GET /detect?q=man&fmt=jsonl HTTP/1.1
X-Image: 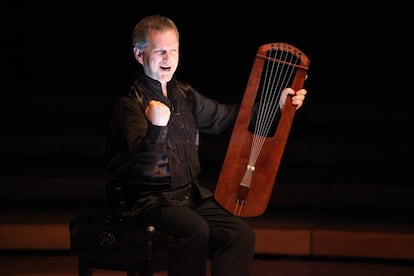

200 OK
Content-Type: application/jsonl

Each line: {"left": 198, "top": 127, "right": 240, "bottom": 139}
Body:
{"left": 105, "top": 14, "right": 307, "bottom": 276}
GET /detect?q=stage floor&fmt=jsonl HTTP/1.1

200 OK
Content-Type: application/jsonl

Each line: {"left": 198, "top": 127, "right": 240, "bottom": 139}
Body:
{"left": 1, "top": 253, "right": 414, "bottom": 276}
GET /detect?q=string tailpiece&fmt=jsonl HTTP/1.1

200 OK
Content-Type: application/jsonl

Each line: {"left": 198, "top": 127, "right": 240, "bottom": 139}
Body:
{"left": 233, "top": 165, "right": 255, "bottom": 216}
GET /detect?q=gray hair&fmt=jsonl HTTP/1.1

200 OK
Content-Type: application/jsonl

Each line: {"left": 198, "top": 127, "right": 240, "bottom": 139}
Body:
{"left": 131, "top": 15, "right": 180, "bottom": 51}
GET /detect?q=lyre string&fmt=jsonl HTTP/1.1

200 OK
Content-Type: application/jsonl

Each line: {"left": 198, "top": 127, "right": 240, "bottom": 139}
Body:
{"left": 235, "top": 45, "right": 300, "bottom": 215}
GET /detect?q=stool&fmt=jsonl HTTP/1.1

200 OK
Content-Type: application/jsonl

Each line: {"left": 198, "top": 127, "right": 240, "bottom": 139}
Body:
{"left": 69, "top": 211, "right": 174, "bottom": 276}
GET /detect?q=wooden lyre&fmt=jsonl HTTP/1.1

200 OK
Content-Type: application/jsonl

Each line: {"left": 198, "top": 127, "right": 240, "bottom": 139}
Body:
{"left": 214, "top": 42, "right": 310, "bottom": 217}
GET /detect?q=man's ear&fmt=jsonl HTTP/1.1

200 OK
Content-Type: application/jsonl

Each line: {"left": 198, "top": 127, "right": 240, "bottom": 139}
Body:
{"left": 133, "top": 47, "right": 143, "bottom": 64}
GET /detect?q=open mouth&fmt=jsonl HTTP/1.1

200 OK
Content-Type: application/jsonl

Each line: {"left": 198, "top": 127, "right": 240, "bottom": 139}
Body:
{"left": 160, "top": 66, "right": 171, "bottom": 71}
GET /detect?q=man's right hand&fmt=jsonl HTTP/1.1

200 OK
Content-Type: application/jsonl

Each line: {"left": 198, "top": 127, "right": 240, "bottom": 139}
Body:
{"left": 145, "top": 100, "right": 171, "bottom": 126}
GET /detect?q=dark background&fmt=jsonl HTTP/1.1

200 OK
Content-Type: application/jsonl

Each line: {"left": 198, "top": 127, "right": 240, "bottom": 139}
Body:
{"left": 1, "top": 1, "right": 413, "bottom": 216}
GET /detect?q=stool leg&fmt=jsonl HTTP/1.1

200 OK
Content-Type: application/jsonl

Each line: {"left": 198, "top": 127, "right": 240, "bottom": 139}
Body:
{"left": 137, "top": 267, "right": 154, "bottom": 276}
{"left": 78, "top": 258, "right": 92, "bottom": 276}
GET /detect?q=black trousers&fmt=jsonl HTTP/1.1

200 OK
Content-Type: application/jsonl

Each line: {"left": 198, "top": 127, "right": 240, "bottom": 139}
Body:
{"left": 137, "top": 198, "right": 256, "bottom": 276}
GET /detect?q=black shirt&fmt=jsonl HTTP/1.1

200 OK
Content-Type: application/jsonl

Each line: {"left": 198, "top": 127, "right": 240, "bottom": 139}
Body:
{"left": 105, "top": 74, "right": 239, "bottom": 210}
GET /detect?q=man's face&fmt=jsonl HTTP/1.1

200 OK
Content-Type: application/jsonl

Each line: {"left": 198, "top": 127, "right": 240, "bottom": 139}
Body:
{"left": 138, "top": 29, "right": 179, "bottom": 84}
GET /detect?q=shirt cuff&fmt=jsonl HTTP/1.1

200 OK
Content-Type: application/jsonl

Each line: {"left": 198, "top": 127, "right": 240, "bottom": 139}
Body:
{"left": 146, "top": 124, "right": 168, "bottom": 144}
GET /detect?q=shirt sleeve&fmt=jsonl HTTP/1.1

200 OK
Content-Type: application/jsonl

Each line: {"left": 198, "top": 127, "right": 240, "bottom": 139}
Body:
{"left": 191, "top": 89, "right": 240, "bottom": 135}
{"left": 106, "top": 95, "right": 169, "bottom": 178}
